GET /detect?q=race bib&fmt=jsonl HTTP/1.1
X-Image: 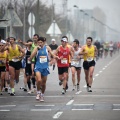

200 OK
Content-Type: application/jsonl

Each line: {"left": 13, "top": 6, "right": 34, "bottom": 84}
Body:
{"left": 12, "top": 59, "right": 19, "bottom": 62}
{"left": 40, "top": 56, "right": 47, "bottom": 63}
{"left": 71, "top": 60, "right": 79, "bottom": 66}
{"left": 87, "top": 57, "right": 93, "bottom": 62}
{"left": 61, "top": 58, "right": 67, "bottom": 64}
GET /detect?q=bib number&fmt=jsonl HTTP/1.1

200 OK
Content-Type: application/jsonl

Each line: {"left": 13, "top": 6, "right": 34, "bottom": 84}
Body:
{"left": 40, "top": 56, "right": 47, "bottom": 63}
{"left": 61, "top": 58, "right": 67, "bottom": 64}
{"left": 87, "top": 57, "right": 93, "bottom": 62}
{"left": 71, "top": 60, "right": 79, "bottom": 66}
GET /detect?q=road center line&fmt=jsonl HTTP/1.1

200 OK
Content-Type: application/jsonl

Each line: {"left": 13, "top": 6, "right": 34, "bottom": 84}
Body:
{"left": 75, "top": 91, "right": 82, "bottom": 95}
{"left": 95, "top": 74, "right": 99, "bottom": 76}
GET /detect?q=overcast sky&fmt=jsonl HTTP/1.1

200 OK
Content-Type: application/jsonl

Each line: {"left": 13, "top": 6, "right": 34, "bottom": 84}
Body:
{"left": 41, "top": 0, "right": 120, "bottom": 32}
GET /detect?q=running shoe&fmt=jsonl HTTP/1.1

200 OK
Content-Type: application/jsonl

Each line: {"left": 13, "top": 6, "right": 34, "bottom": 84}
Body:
{"left": 36, "top": 94, "right": 40, "bottom": 100}
{"left": 27, "top": 90, "right": 32, "bottom": 94}
{"left": 40, "top": 95, "right": 44, "bottom": 102}
{"left": 86, "top": 86, "right": 89, "bottom": 92}
{"left": 61, "top": 88, "right": 66, "bottom": 94}
{"left": 10, "top": 92, "right": 15, "bottom": 96}
{"left": 88, "top": 87, "right": 92, "bottom": 92}
{"left": 24, "top": 88, "right": 27, "bottom": 92}
{"left": 0, "top": 92, "right": 3, "bottom": 95}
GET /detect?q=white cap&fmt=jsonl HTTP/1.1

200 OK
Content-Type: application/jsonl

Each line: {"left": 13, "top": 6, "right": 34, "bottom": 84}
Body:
{"left": 0, "top": 40, "right": 6, "bottom": 44}
{"left": 61, "top": 38, "right": 67, "bottom": 42}
{"left": 51, "top": 39, "right": 55, "bottom": 42}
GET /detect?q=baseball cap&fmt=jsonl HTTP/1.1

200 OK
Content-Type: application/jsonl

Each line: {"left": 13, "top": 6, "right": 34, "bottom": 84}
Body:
{"left": 61, "top": 38, "right": 67, "bottom": 42}
{"left": 51, "top": 39, "right": 55, "bottom": 42}
{"left": 0, "top": 39, "right": 6, "bottom": 44}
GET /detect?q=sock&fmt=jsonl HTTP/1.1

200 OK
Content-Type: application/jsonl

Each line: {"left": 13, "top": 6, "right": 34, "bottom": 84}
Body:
{"left": 87, "top": 83, "right": 89, "bottom": 87}
{"left": 37, "top": 91, "right": 41, "bottom": 94}
{"left": 53, "top": 65, "right": 55, "bottom": 70}
{"left": 11, "top": 88, "right": 15, "bottom": 93}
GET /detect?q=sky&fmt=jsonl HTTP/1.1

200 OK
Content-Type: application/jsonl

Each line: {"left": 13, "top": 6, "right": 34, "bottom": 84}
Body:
{"left": 41, "top": 0, "right": 120, "bottom": 32}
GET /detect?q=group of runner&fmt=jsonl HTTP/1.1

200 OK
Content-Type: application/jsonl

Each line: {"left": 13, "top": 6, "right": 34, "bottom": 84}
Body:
{"left": 0, "top": 34, "right": 119, "bottom": 102}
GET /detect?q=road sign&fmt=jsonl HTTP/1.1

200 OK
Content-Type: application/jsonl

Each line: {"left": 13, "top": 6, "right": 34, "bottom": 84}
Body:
{"left": 28, "top": 26, "right": 35, "bottom": 39}
{"left": 28, "top": 12, "right": 35, "bottom": 26}
{"left": 46, "top": 20, "right": 62, "bottom": 36}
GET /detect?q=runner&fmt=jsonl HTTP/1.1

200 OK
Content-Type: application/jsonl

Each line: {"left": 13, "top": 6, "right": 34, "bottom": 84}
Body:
{"left": 109, "top": 41, "right": 114, "bottom": 57}
{"left": 81, "top": 37, "right": 97, "bottom": 92}
{"left": 19, "top": 34, "right": 39, "bottom": 92}
{"left": 71, "top": 39, "right": 82, "bottom": 91}
{"left": 55, "top": 37, "right": 73, "bottom": 94}
{"left": 49, "top": 39, "right": 58, "bottom": 72}
{"left": 28, "top": 37, "right": 58, "bottom": 101}
{"left": 0, "top": 41, "right": 8, "bottom": 95}
{"left": 0, "top": 37, "right": 25, "bottom": 96}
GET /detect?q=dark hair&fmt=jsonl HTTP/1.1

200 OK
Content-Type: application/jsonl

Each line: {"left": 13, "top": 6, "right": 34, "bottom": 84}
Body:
{"left": 9, "top": 37, "right": 16, "bottom": 41}
{"left": 62, "top": 36, "right": 68, "bottom": 41}
{"left": 34, "top": 34, "right": 39, "bottom": 39}
{"left": 38, "top": 37, "right": 45, "bottom": 42}
{"left": 73, "top": 39, "right": 79, "bottom": 45}
{"left": 0, "top": 35, "right": 1, "bottom": 40}
{"left": 27, "top": 39, "right": 33, "bottom": 43}
{"left": 87, "top": 37, "right": 93, "bottom": 42}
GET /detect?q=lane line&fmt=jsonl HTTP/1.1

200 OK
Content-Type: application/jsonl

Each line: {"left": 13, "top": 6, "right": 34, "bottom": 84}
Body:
{"left": 0, "top": 110, "right": 10, "bottom": 111}
{"left": 53, "top": 111, "right": 63, "bottom": 119}
{"left": 103, "top": 68, "right": 105, "bottom": 70}
{"left": 35, "top": 105, "right": 55, "bottom": 107}
{"left": 31, "top": 109, "right": 51, "bottom": 111}
{"left": 113, "top": 109, "right": 120, "bottom": 111}
{"left": 75, "top": 91, "right": 82, "bottom": 95}
{"left": 99, "top": 71, "right": 102, "bottom": 73}
{"left": 95, "top": 74, "right": 99, "bottom": 77}
{"left": 73, "top": 104, "right": 94, "bottom": 106}
{"left": 0, "top": 105, "right": 16, "bottom": 107}
{"left": 72, "top": 109, "right": 93, "bottom": 111}
{"left": 66, "top": 100, "right": 74, "bottom": 105}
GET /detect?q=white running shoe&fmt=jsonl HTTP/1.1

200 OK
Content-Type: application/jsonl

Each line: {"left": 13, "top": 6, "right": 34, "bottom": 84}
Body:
{"left": 36, "top": 94, "right": 40, "bottom": 100}
{"left": 40, "top": 95, "right": 44, "bottom": 102}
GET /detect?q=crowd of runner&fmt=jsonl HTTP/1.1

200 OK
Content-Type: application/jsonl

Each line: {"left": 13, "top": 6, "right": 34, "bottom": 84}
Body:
{"left": 0, "top": 34, "right": 120, "bottom": 102}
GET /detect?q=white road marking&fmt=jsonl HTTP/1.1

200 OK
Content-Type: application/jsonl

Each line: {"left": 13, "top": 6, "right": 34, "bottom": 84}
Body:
{"left": 0, "top": 105, "right": 16, "bottom": 107}
{"left": 84, "top": 85, "right": 87, "bottom": 88}
{"left": 35, "top": 105, "right": 55, "bottom": 107}
{"left": 103, "top": 68, "right": 105, "bottom": 70}
{"left": 73, "top": 104, "right": 94, "bottom": 106}
{"left": 105, "top": 66, "right": 107, "bottom": 68}
{"left": 95, "top": 74, "right": 99, "bottom": 77}
{"left": 99, "top": 71, "right": 102, "bottom": 73}
{"left": 75, "top": 91, "right": 82, "bottom": 95}
{"left": 113, "top": 109, "right": 120, "bottom": 111}
{"left": 72, "top": 109, "right": 93, "bottom": 111}
{"left": 0, "top": 110, "right": 10, "bottom": 111}
{"left": 31, "top": 109, "right": 51, "bottom": 111}
{"left": 53, "top": 111, "right": 63, "bottom": 119}
{"left": 66, "top": 100, "right": 74, "bottom": 105}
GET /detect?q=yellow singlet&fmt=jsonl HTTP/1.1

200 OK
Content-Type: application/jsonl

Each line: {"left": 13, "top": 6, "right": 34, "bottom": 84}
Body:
{"left": 0, "top": 51, "right": 7, "bottom": 66}
{"left": 9, "top": 45, "right": 21, "bottom": 61}
{"left": 83, "top": 45, "right": 95, "bottom": 61}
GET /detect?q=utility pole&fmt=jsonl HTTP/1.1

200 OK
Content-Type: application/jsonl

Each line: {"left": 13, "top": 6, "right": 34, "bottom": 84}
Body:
{"left": 23, "top": 0, "right": 26, "bottom": 42}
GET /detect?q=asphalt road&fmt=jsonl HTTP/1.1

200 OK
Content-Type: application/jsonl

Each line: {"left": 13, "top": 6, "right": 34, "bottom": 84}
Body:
{"left": 0, "top": 52, "right": 120, "bottom": 120}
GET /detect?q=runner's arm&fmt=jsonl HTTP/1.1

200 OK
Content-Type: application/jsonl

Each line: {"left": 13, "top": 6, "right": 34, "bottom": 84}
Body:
{"left": 29, "top": 47, "right": 38, "bottom": 61}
